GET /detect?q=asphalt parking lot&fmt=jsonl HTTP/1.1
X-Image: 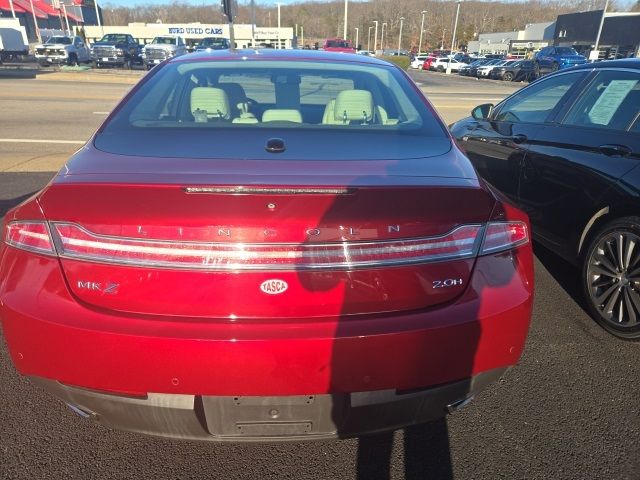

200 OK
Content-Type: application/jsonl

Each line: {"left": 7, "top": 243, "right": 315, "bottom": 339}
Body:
{"left": 0, "top": 68, "right": 638, "bottom": 480}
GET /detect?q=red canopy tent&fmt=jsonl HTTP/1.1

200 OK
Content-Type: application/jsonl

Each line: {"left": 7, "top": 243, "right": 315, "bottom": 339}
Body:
{"left": 11, "top": 0, "right": 48, "bottom": 19}
{"left": 0, "top": 0, "right": 27, "bottom": 14}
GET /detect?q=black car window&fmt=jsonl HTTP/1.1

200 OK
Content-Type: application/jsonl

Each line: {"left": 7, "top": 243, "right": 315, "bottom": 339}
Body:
{"left": 562, "top": 70, "right": 640, "bottom": 132}
{"left": 493, "top": 72, "right": 583, "bottom": 124}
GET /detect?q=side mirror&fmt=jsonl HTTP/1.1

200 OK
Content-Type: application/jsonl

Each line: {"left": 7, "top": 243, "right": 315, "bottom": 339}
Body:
{"left": 472, "top": 103, "right": 493, "bottom": 120}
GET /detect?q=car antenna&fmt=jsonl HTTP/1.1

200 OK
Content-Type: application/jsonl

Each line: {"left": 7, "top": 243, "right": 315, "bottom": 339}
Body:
{"left": 221, "top": 0, "right": 237, "bottom": 51}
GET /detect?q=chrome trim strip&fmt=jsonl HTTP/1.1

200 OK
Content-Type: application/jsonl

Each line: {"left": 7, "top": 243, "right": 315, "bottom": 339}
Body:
{"left": 50, "top": 222, "right": 484, "bottom": 271}
{"left": 578, "top": 206, "right": 609, "bottom": 254}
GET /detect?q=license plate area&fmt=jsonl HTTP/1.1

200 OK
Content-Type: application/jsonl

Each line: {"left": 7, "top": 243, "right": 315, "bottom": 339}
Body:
{"left": 201, "top": 395, "right": 339, "bottom": 438}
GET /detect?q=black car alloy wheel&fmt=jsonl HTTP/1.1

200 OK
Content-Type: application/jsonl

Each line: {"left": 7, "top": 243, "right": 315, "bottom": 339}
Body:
{"left": 503, "top": 72, "right": 514, "bottom": 81}
{"left": 584, "top": 217, "right": 640, "bottom": 339}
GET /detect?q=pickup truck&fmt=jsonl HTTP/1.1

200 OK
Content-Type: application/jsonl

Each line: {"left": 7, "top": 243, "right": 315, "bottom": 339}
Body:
{"left": 91, "top": 33, "right": 142, "bottom": 69}
{"left": 142, "top": 35, "right": 187, "bottom": 70}
{"left": 534, "top": 46, "right": 587, "bottom": 75}
{"left": 35, "top": 36, "right": 91, "bottom": 67}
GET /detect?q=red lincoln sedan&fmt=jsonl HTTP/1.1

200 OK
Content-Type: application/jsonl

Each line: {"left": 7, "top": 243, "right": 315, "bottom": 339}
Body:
{"left": 0, "top": 50, "right": 533, "bottom": 441}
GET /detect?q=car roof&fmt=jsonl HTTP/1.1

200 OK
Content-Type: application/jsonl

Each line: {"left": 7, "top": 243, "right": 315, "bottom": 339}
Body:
{"left": 170, "top": 48, "right": 395, "bottom": 67}
{"left": 569, "top": 58, "right": 640, "bottom": 71}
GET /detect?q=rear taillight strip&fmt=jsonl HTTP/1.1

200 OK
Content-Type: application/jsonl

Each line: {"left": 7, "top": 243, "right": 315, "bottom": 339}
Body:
{"left": 49, "top": 223, "right": 483, "bottom": 271}
{"left": 3, "top": 221, "right": 529, "bottom": 271}
{"left": 4, "top": 221, "right": 55, "bottom": 255}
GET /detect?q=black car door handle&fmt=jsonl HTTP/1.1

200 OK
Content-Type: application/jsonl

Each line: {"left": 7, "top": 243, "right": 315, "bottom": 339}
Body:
{"left": 599, "top": 144, "right": 632, "bottom": 157}
{"left": 511, "top": 134, "right": 528, "bottom": 144}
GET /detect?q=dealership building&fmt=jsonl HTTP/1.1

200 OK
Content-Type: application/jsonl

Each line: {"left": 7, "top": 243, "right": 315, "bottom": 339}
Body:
{"left": 467, "top": 22, "right": 556, "bottom": 57}
{"left": 83, "top": 23, "right": 295, "bottom": 50}
{"left": 554, "top": 10, "right": 640, "bottom": 59}
{"left": 468, "top": 9, "right": 640, "bottom": 59}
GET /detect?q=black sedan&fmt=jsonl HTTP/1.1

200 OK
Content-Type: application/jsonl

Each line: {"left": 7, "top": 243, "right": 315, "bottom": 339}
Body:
{"left": 451, "top": 59, "right": 640, "bottom": 339}
{"left": 493, "top": 60, "right": 536, "bottom": 82}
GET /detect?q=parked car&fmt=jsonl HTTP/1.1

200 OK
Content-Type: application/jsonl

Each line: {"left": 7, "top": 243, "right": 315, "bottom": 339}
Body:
{"left": 486, "top": 60, "right": 519, "bottom": 79}
{"left": 142, "top": 35, "right": 187, "bottom": 70}
{"left": 431, "top": 57, "right": 468, "bottom": 72}
{"left": 411, "top": 55, "right": 430, "bottom": 69}
{"left": 494, "top": 59, "right": 536, "bottom": 82}
{"left": 34, "top": 35, "right": 91, "bottom": 67}
{"left": 91, "top": 33, "right": 142, "bottom": 69}
{"left": 0, "top": 49, "right": 533, "bottom": 441}
{"left": 465, "top": 59, "right": 496, "bottom": 77}
{"left": 420, "top": 55, "right": 437, "bottom": 70}
{"left": 195, "top": 37, "right": 231, "bottom": 51}
{"left": 476, "top": 60, "right": 517, "bottom": 78}
{"left": 459, "top": 59, "right": 489, "bottom": 76}
{"left": 323, "top": 38, "right": 356, "bottom": 53}
{"left": 534, "top": 46, "right": 587, "bottom": 76}
{"left": 450, "top": 59, "right": 640, "bottom": 338}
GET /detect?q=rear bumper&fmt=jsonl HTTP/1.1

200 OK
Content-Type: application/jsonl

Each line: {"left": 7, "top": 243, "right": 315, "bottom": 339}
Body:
{"left": 31, "top": 367, "right": 507, "bottom": 441}
{"left": 1, "top": 242, "right": 534, "bottom": 438}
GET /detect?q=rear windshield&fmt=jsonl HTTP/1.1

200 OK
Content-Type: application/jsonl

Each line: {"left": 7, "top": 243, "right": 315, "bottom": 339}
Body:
{"left": 96, "top": 58, "right": 448, "bottom": 159}
{"left": 556, "top": 47, "right": 578, "bottom": 56}
{"left": 151, "top": 37, "right": 176, "bottom": 45}
{"left": 46, "top": 37, "right": 72, "bottom": 45}
{"left": 100, "top": 34, "right": 130, "bottom": 43}
{"left": 200, "top": 38, "right": 228, "bottom": 48}
{"left": 325, "top": 40, "right": 352, "bottom": 48}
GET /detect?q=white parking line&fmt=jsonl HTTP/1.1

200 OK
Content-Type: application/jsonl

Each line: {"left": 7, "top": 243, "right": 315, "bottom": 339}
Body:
{"left": 0, "top": 139, "right": 84, "bottom": 145}
{"left": 93, "top": 111, "right": 111, "bottom": 115}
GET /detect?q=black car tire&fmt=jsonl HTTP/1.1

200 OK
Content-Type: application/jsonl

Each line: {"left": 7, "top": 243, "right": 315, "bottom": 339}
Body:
{"left": 551, "top": 62, "right": 559, "bottom": 72}
{"left": 436, "top": 65, "right": 444, "bottom": 73}
{"left": 124, "top": 58, "right": 132, "bottom": 70}
{"left": 582, "top": 216, "right": 640, "bottom": 340}
{"left": 67, "top": 53, "right": 78, "bottom": 67}
{"left": 503, "top": 72, "right": 514, "bottom": 82}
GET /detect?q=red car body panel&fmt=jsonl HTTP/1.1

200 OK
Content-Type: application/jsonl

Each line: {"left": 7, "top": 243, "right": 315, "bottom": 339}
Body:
{"left": 0, "top": 245, "right": 532, "bottom": 396}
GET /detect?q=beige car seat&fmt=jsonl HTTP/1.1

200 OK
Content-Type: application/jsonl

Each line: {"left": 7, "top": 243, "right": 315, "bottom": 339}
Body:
{"left": 190, "top": 87, "right": 231, "bottom": 122}
{"left": 262, "top": 109, "right": 303, "bottom": 123}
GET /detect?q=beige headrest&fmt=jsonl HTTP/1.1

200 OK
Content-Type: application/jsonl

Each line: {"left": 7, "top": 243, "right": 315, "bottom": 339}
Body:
{"left": 191, "top": 87, "right": 230, "bottom": 120}
{"left": 334, "top": 90, "right": 374, "bottom": 123}
{"left": 262, "top": 109, "right": 303, "bottom": 123}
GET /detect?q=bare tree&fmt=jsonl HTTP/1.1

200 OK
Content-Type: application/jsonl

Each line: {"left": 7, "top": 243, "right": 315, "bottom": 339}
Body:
{"left": 101, "top": 0, "right": 605, "bottom": 50}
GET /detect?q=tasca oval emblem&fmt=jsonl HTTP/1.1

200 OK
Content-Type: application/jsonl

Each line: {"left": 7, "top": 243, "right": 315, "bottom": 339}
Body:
{"left": 260, "top": 279, "right": 289, "bottom": 295}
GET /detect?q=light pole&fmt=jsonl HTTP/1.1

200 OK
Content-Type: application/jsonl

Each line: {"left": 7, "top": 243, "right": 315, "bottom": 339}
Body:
{"left": 301, "top": 25, "right": 304, "bottom": 48}
{"left": 276, "top": 3, "right": 281, "bottom": 49}
{"left": 593, "top": 0, "right": 609, "bottom": 57}
{"left": 8, "top": 0, "right": 15, "bottom": 18}
{"left": 354, "top": 27, "right": 359, "bottom": 51}
{"left": 446, "top": 1, "right": 462, "bottom": 74}
{"left": 373, "top": 20, "right": 378, "bottom": 54}
{"left": 29, "top": 0, "right": 41, "bottom": 42}
{"left": 441, "top": 28, "right": 446, "bottom": 50}
{"left": 368, "top": 25, "right": 373, "bottom": 52}
{"left": 419, "top": 10, "right": 427, "bottom": 55}
{"left": 62, "top": 3, "right": 71, "bottom": 35}
{"left": 94, "top": 0, "right": 104, "bottom": 36}
{"left": 343, "top": 0, "right": 348, "bottom": 40}
{"left": 381, "top": 22, "right": 387, "bottom": 53}
{"left": 397, "top": 17, "right": 404, "bottom": 55}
